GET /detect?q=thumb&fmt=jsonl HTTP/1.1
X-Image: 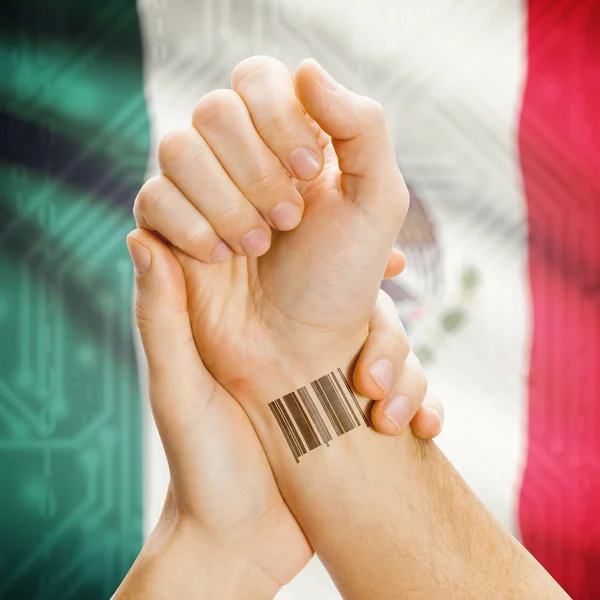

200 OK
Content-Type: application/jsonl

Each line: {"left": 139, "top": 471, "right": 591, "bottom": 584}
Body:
{"left": 294, "top": 58, "right": 408, "bottom": 219}
{"left": 126, "top": 228, "right": 213, "bottom": 453}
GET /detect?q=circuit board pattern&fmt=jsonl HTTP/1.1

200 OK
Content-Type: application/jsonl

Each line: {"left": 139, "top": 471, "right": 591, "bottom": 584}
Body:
{"left": 0, "top": 0, "right": 149, "bottom": 597}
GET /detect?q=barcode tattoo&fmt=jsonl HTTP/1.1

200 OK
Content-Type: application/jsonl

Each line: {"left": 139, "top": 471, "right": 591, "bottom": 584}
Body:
{"left": 268, "top": 368, "right": 370, "bottom": 463}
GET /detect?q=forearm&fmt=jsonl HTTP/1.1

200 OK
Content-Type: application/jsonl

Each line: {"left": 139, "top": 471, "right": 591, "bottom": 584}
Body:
{"left": 114, "top": 488, "right": 279, "bottom": 600}
{"left": 242, "top": 355, "right": 569, "bottom": 599}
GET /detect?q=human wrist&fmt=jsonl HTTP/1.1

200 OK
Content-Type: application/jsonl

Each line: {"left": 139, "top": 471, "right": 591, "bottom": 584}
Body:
{"left": 237, "top": 388, "right": 428, "bottom": 598}
{"left": 174, "top": 516, "right": 281, "bottom": 599}
{"left": 117, "top": 512, "right": 280, "bottom": 600}
{"left": 229, "top": 328, "right": 369, "bottom": 415}
{"left": 236, "top": 347, "right": 421, "bottom": 484}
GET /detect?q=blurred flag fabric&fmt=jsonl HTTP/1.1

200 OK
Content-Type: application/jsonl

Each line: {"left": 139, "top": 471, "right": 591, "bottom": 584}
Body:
{"left": 0, "top": 1, "right": 149, "bottom": 598}
{"left": 1, "top": 1, "right": 598, "bottom": 599}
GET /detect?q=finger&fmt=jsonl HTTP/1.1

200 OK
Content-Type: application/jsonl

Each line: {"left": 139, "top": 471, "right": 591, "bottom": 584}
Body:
{"left": 409, "top": 392, "right": 444, "bottom": 440}
{"left": 126, "top": 228, "right": 214, "bottom": 457}
{"left": 299, "top": 101, "right": 331, "bottom": 150}
{"left": 158, "top": 128, "right": 271, "bottom": 257}
{"left": 294, "top": 59, "right": 409, "bottom": 226}
{"left": 353, "top": 290, "right": 408, "bottom": 401}
{"left": 383, "top": 248, "right": 406, "bottom": 280}
{"left": 370, "top": 352, "right": 428, "bottom": 436}
{"left": 293, "top": 58, "right": 397, "bottom": 179}
{"left": 232, "top": 56, "right": 325, "bottom": 181}
{"left": 192, "top": 89, "right": 305, "bottom": 231}
{"left": 134, "top": 175, "right": 233, "bottom": 263}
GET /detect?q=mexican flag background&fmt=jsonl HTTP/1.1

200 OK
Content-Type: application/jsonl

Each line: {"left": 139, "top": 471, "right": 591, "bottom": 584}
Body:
{"left": 1, "top": 0, "right": 598, "bottom": 598}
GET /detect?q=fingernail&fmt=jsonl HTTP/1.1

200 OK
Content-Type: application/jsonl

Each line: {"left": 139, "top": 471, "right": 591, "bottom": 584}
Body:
{"left": 289, "top": 147, "right": 321, "bottom": 180}
{"left": 211, "top": 241, "right": 233, "bottom": 263}
{"left": 240, "top": 228, "right": 270, "bottom": 256}
{"left": 368, "top": 359, "right": 393, "bottom": 394}
{"left": 424, "top": 406, "right": 443, "bottom": 428}
{"left": 270, "top": 202, "right": 303, "bottom": 231}
{"left": 127, "top": 238, "right": 151, "bottom": 275}
{"left": 382, "top": 396, "right": 410, "bottom": 432}
{"left": 317, "top": 63, "right": 339, "bottom": 91}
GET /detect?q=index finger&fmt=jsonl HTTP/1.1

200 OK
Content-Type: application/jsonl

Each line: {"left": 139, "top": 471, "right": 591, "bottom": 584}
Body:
{"left": 232, "top": 56, "right": 325, "bottom": 181}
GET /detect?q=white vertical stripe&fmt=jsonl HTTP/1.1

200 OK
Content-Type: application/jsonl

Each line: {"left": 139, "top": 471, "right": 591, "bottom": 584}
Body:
{"left": 380, "top": 0, "right": 529, "bottom": 538}
{"left": 136, "top": 0, "right": 529, "bottom": 596}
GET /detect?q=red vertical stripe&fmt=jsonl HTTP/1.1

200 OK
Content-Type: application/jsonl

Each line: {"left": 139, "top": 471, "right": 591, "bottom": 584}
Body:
{"left": 518, "top": 1, "right": 600, "bottom": 598}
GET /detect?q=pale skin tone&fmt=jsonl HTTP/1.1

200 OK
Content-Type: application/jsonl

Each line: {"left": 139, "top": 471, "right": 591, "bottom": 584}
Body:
{"left": 117, "top": 132, "right": 443, "bottom": 596}
{"left": 117, "top": 57, "right": 570, "bottom": 598}
{"left": 115, "top": 235, "right": 441, "bottom": 599}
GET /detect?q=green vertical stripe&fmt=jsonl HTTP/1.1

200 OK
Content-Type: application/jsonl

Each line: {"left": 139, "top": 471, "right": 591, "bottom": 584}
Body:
{"left": 0, "top": 0, "right": 148, "bottom": 597}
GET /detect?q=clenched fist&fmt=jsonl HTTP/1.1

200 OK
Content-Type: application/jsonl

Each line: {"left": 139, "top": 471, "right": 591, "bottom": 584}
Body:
{"left": 133, "top": 56, "right": 427, "bottom": 435}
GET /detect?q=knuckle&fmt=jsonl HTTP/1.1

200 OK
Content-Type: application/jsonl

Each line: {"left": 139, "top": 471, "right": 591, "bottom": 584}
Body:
{"left": 232, "top": 55, "right": 280, "bottom": 90}
{"left": 364, "top": 98, "right": 386, "bottom": 122}
{"left": 133, "top": 177, "right": 163, "bottom": 222}
{"left": 192, "top": 89, "right": 241, "bottom": 127}
{"left": 408, "top": 353, "right": 429, "bottom": 399}
{"left": 393, "top": 327, "right": 411, "bottom": 363}
{"left": 157, "top": 130, "right": 187, "bottom": 171}
{"left": 182, "top": 223, "right": 212, "bottom": 254}
{"left": 215, "top": 200, "right": 243, "bottom": 227}
{"left": 260, "top": 110, "right": 289, "bottom": 136}
{"left": 248, "top": 167, "right": 278, "bottom": 193}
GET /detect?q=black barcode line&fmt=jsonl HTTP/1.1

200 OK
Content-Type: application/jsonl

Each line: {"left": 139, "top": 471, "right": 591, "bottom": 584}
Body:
{"left": 311, "top": 379, "right": 343, "bottom": 436}
{"left": 283, "top": 392, "right": 321, "bottom": 451}
{"left": 297, "top": 386, "right": 332, "bottom": 446}
{"left": 269, "top": 401, "right": 300, "bottom": 463}
{"left": 338, "top": 367, "right": 370, "bottom": 427}
{"left": 277, "top": 400, "right": 307, "bottom": 458}
{"left": 269, "top": 369, "right": 370, "bottom": 462}
{"left": 332, "top": 371, "right": 360, "bottom": 428}
{"left": 319, "top": 374, "right": 356, "bottom": 435}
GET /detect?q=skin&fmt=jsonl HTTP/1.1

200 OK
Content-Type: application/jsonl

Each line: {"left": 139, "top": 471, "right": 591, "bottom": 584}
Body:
{"left": 116, "top": 56, "right": 445, "bottom": 598}
{"left": 115, "top": 232, "right": 442, "bottom": 599}
{"left": 122, "top": 56, "right": 570, "bottom": 599}
{"left": 133, "top": 56, "right": 431, "bottom": 432}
